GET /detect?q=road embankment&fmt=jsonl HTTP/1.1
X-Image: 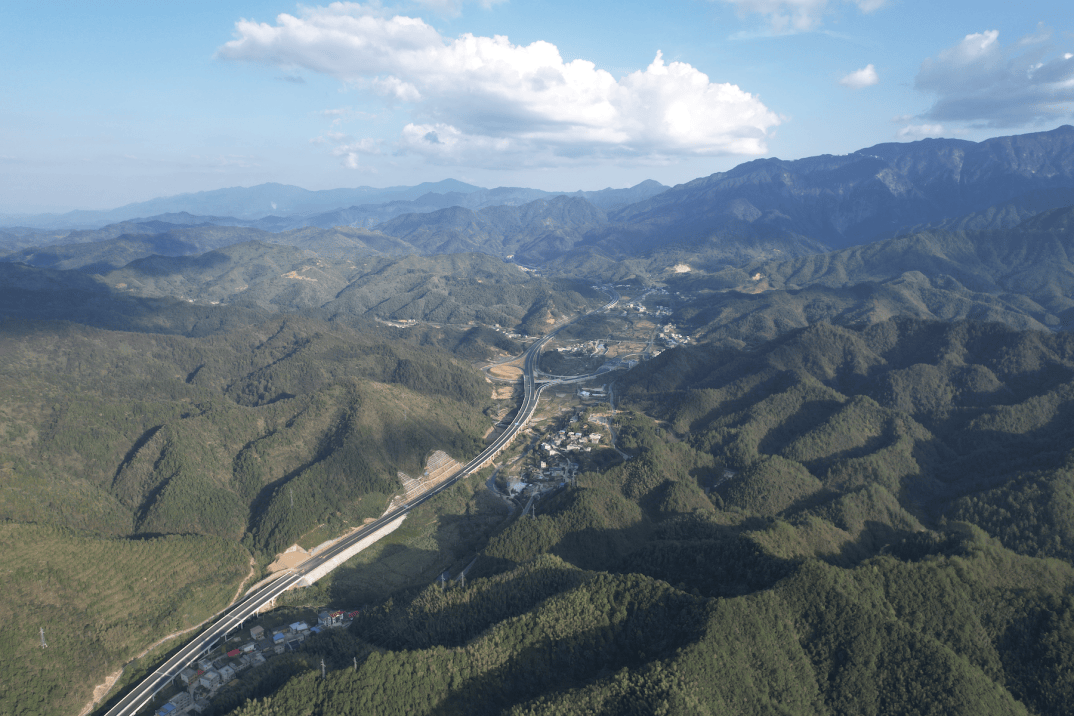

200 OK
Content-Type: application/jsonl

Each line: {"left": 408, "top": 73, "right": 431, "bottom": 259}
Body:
{"left": 296, "top": 514, "right": 408, "bottom": 587}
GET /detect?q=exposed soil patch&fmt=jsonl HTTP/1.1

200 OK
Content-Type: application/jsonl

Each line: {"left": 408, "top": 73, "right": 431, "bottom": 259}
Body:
{"left": 489, "top": 364, "right": 523, "bottom": 381}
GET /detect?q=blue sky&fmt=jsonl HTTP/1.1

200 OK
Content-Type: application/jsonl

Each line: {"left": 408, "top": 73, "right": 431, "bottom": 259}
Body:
{"left": 2, "top": 0, "right": 1073, "bottom": 212}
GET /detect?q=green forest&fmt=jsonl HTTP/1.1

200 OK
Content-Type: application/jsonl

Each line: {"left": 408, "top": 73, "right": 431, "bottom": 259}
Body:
{"left": 6, "top": 242, "right": 1074, "bottom": 716}
{"left": 0, "top": 311, "right": 499, "bottom": 715}
{"left": 0, "top": 524, "right": 250, "bottom": 716}
{"left": 7, "top": 123, "right": 1074, "bottom": 716}
{"left": 215, "top": 317, "right": 1074, "bottom": 716}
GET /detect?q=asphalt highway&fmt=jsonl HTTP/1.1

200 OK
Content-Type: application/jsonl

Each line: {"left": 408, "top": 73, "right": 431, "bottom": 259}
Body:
{"left": 102, "top": 286, "right": 618, "bottom": 716}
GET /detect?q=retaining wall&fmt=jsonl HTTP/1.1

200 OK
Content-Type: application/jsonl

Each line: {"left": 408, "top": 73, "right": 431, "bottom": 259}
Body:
{"left": 295, "top": 514, "right": 407, "bottom": 587}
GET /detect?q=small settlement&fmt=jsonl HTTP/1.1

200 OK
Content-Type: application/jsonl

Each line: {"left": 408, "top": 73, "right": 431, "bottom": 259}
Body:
{"left": 620, "top": 286, "right": 672, "bottom": 317}
{"left": 151, "top": 609, "right": 360, "bottom": 716}
{"left": 498, "top": 401, "right": 613, "bottom": 502}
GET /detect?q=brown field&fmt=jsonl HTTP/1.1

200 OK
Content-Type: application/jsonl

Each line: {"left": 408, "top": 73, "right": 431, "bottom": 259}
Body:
{"left": 488, "top": 364, "right": 523, "bottom": 381}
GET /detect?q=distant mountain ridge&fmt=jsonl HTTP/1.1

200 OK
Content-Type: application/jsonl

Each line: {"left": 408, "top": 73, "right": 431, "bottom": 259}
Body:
{"left": 6, "top": 126, "right": 1074, "bottom": 269}
{"left": 590, "top": 125, "right": 1074, "bottom": 257}
{"left": 1, "top": 180, "right": 669, "bottom": 232}
{"left": 0, "top": 179, "right": 485, "bottom": 229}
{"left": 657, "top": 204, "right": 1074, "bottom": 351}
{"left": 0, "top": 194, "right": 618, "bottom": 268}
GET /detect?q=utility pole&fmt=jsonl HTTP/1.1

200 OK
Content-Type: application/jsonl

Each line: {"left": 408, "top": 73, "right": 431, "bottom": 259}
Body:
{"left": 354, "top": 656, "right": 358, "bottom": 672}
{"left": 40, "top": 627, "right": 47, "bottom": 648}
{"left": 321, "top": 658, "right": 326, "bottom": 679}
{"left": 290, "top": 487, "right": 294, "bottom": 509}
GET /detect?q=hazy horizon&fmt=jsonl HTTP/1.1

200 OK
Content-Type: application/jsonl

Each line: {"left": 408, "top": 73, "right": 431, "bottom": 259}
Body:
{"left": 3, "top": 0, "right": 1072, "bottom": 213}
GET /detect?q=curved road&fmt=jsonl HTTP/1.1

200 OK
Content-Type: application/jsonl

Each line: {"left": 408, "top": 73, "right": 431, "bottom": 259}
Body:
{"left": 102, "top": 286, "right": 618, "bottom": 716}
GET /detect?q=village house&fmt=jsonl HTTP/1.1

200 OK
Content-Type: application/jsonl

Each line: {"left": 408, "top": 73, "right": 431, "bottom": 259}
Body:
{"left": 198, "top": 670, "right": 221, "bottom": 690}
{"left": 169, "top": 692, "right": 192, "bottom": 710}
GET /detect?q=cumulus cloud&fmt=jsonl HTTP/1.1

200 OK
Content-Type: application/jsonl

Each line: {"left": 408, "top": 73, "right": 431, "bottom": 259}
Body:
{"left": 334, "top": 137, "right": 382, "bottom": 169}
{"left": 719, "top": 0, "right": 886, "bottom": 34}
{"left": 216, "top": 3, "right": 779, "bottom": 166}
{"left": 840, "top": 64, "right": 878, "bottom": 89}
{"left": 915, "top": 27, "right": 1074, "bottom": 127}
{"left": 311, "top": 129, "right": 383, "bottom": 169}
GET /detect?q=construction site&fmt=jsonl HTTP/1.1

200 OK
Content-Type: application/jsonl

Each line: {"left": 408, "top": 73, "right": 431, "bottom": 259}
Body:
{"left": 397, "top": 450, "right": 463, "bottom": 501}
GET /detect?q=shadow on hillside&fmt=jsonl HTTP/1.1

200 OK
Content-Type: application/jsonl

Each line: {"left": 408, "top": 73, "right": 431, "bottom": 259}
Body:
{"left": 827, "top": 520, "right": 924, "bottom": 566}
{"left": 327, "top": 508, "right": 508, "bottom": 610}
{"left": 327, "top": 542, "right": 446, "bottom": 607}
{"left": 0, "top": 263, "right": 271, "bottom": 336}
{"left": 351, "top": 560, "right": 593, "bottom": 652}
{"left": 426, "top": 588, "right": 709, "bottom": 716}
{"left": 608, "top": 524, "right": 799, "bottom": 599}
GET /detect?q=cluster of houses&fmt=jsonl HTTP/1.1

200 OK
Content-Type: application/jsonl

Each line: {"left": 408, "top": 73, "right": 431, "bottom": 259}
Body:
{"left": 622, "top": 302, "right": 671, "bottom": 318}
{"left": 506, "top": 454, "right": 578, "bottom": 495}
{"left": 502, "top": 412, "right": 609, "bottom": 494}
{"left": 491, "top": 324, "right": 529, "bottom": 341}
{"left": 619, "top": 287, "right": 672, "bottom": 317}
{"left": 555, "top": 340, "right": 607, "bottom": 358}
{"left": 541, "top": 427, "right": 603, "bottom": 457}
{"left": 154, "top": 610, "right": 359, "bottom": 716}
{"left": 660, "top": 324, "right": 691, "bottom": 347}
{"left": 375, "top": 317, "right": 418, "bottom": 328}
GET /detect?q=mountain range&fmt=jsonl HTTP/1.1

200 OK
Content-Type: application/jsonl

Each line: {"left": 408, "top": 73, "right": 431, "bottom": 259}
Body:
{"left": 0, "top": 179, "right": 484, "bottom": 228}
{"left": 8, "top": 125, "right": 1074, "bottom": 716}
{"left": 0, "top": 180, "right": 669, "bottom": 233}
{"left": 649, "top": 203, "right": 1074, "bottom": 351}
{"left": 6, "top": 126, "right": 1074, "bottom": 272}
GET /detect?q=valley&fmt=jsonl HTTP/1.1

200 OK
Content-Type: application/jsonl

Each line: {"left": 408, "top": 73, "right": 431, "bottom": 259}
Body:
{"left": 4, "top": 124, "right": 1074, "bottom": 716}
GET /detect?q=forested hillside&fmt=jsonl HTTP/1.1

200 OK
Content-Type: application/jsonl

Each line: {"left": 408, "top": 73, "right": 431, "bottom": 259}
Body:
{"left": 0, "top": 248, "right": 603, "bottom": 336}
{"left": 657, "top": 205, "right": 1074, "bottom": 350}
{"left": 0, "top": 315, "right": 489, "bottom": 548}
{"left": 0, "top": 312, "right": 498, "bottom": 715}
{"left": 222, "top": 318, "right": 1074, "bottom": 715}
{"left": 5, "top": 125, "right": 1074, "bottom": 716}
{"left": 589, "top": 125, "right": 1074, "bottom": 257}
{"left": 0, "top": 526, "right": 250, "bottom": 716}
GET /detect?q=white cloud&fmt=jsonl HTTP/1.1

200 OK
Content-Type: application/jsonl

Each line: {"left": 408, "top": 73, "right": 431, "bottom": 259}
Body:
{"left": 311, "top": 124, "right": 384, "bottom": 168}
{"left": 915, "top": 28, "right": 1074, "bottom": 127}
{"left": 216, "top": 3, "right": 779, "bottom": 166}
{"left": 334, "top": 137, "right": 383, "bottom": 169}
{"left": 897, "top": 123, "right": 944, "bottom": 139}
{"left": 718, "top": 0, "right": 886, "bottom": 35}
{"left": 840, "top": 64, "right": 878, "bottom": 89}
